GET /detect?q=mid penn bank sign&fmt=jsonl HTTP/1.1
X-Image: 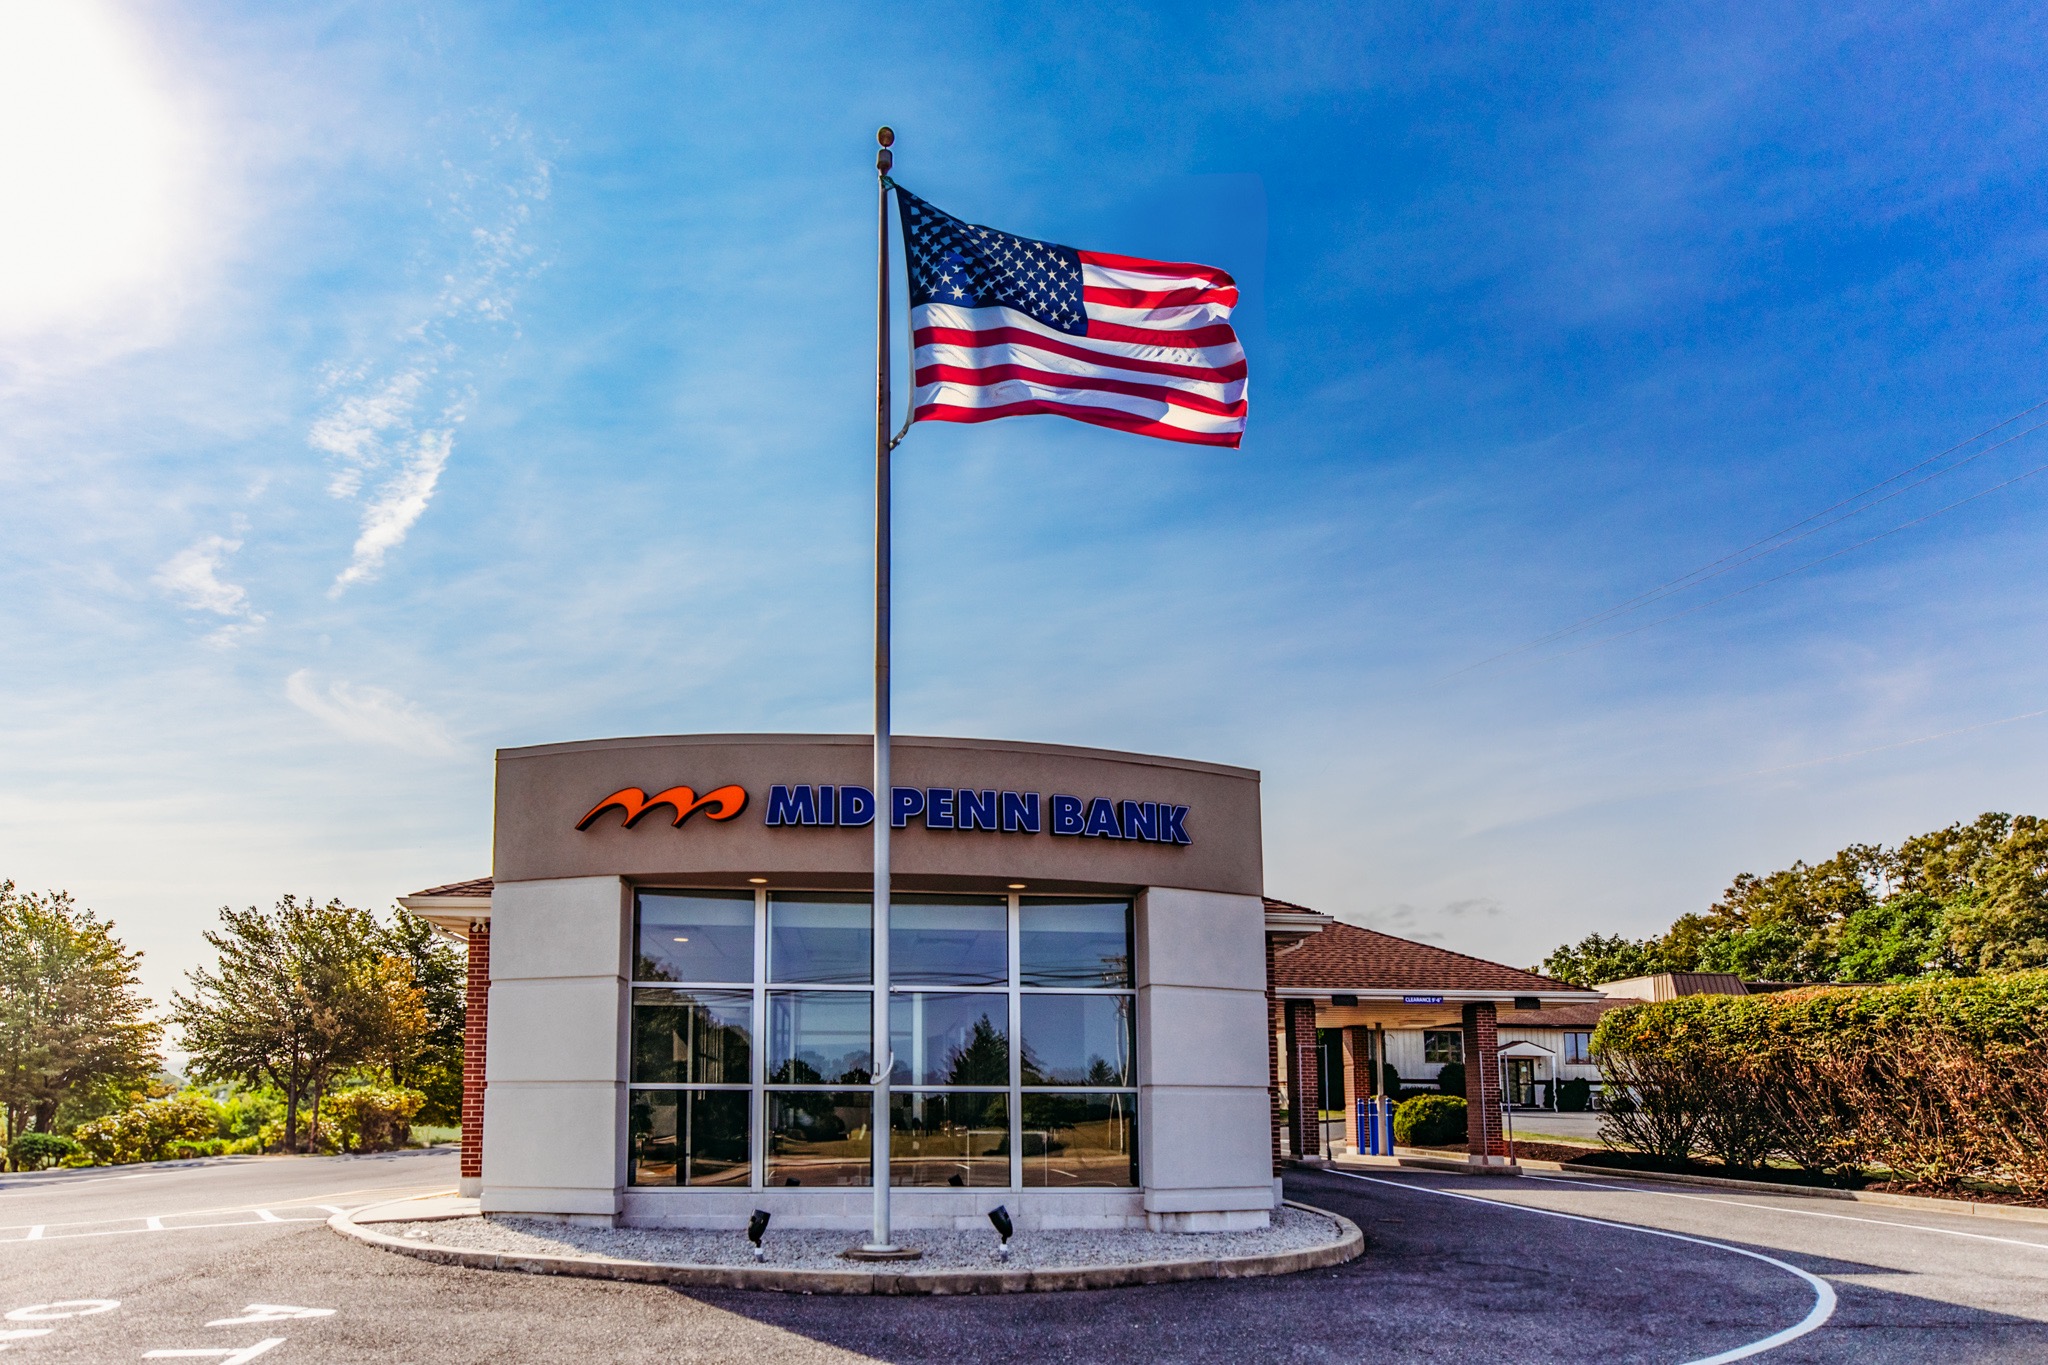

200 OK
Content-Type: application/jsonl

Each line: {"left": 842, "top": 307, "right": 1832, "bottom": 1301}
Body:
{"left": 577, "top": 782, "right": 1194, "bottom": 846}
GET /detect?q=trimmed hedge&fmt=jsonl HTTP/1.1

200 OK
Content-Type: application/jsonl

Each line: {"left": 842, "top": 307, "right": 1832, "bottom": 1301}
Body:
{"left": 9, "top": 1132, "right": 80, "bottom": 1170}
{"left": 1593, "top": 971, "right": 2048, "bottom": 1193}
{"left": 1394, "top": 1094, "right": 1468, "bottom": 1146}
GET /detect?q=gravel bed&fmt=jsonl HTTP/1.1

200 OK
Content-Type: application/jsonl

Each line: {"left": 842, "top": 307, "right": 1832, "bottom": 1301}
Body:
{"left": 389, "top": 1206, "right": 1341, "bottom": 1271}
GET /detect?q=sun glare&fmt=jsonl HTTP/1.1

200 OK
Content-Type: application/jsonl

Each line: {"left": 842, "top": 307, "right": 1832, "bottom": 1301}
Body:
{"left": 0, "top": 1, "right": 200, "bottom": 342}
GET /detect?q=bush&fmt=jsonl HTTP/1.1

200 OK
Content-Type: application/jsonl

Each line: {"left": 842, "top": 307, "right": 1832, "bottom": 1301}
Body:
{"left": 319, "top": 1086, "right": 426, "bottom": 1153}
{"left": 70, "top": 1094, "right": 221, "bottom": 1166}
{"left": 1556, "top": 1077, "right": 1592, "bottom": 1112}
{"left": 1433, "top": 1061, "right": 1465, "bottom": 1097}
{"left": 9, "top": 1132, "right": 81, "bottom": 1170}
{"left": 1593, "top": 972, "right": 2048, "bottom": 1192}
{"left": 1394, "top": 1094, "right": 1469, "bottom": 1146}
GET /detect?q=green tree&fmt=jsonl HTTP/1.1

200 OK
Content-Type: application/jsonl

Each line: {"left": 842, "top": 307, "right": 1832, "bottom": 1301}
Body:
{"left": 0, "top": 882, "right": 161, "bottom": 1147}
{"left": 1835, "top": 892, "right": 1955, "bottom": 982}
{"left": 172, "top": 897, "right": 428, "bottom": 1152}
{"left": 380, "top": 911, "right": 466, "bottom": 1125}
{"left": 1537, "top": 933, "right": 1667, "bottom": 987}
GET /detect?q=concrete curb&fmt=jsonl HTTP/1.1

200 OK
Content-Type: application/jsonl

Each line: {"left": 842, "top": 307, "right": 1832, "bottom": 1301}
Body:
{"left": 329, "top": 1200, "right": 1364, "bottom": 1295}
{"left": 1534, "top": 1163, "right": 2048, "bottom": 1224}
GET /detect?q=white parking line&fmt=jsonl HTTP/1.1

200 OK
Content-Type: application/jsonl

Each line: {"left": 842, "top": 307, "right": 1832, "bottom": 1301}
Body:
{"left": 1334, "top": 1170, "right": 1837, "bottom": 1364}
{"left": 1527, "top": 1173, "right": 2048, "bottom": 1251}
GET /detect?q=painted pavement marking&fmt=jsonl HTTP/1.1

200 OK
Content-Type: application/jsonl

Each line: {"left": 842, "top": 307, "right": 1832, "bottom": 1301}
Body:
{"left": 1333, "top": 1170, "right": 1837, "bottom": 1364}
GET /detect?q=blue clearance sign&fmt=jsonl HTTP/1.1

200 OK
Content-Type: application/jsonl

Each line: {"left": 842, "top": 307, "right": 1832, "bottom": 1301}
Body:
{"left": 765, "top": 785, "right": 1192, "bottom": 846}
{"left": 576, "top": 782, "right": 1193, "bottom": 846}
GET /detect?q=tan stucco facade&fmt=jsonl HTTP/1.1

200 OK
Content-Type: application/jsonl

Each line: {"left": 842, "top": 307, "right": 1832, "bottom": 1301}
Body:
{"left": 479, "top": 733, "right": 1276, "bottom": 1232}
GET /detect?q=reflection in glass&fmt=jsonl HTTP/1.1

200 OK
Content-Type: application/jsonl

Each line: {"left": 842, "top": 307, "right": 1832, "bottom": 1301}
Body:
{"left": 892, "top": 895, "right": 1007, "bottom": 985}
{"left": 889, "top": 993, "right": 1008, "bottom": 1086}
{"left": 632, "top": 989, "right": 751, "bottom": 1085}
{"left": 1021, "top": 994, "right": 1132, "bottom": 1086}
{"left": 1020, "top": 899, "right": 1131, "bottom": 987}
{"left": 766, "top": 1091, "right": 873, "bottom": 1186}
{"left": 1020, "top": 1092, "right": 1136, "bottom": 1187}
{"left": 891, "top": 1091, "right": 1010, "bottom": 1186}
{"left": 635, "top": 891, "right": 755, "bottom": 983}
{"left": 769, "top": 893, "right": 871, "bottom": 984}
{"left": 768, "top": 991, "right": 873, "bottom": 1085}
{"left": 628, "top": 1089, "right": 751, "bottom": 1186}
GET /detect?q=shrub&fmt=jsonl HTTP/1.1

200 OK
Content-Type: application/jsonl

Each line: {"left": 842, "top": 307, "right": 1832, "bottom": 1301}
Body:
{"left": 319, "top": 1086, "right": 426, "bottom": 1153}
{"left": 1394, "top": 1094, "right": 1468, "bottom": 1146}
{"left": 70, "top": 1094, "right": 221, "bottom": 1165}
{"left": 1592, "top": 972, "right": 2048, "bottom": 1192}
{"left": 1434, "top": 1061, "right": 1466, "bottom": 1098}
{"left": 1556, "top": 1077, "right": 1592, "bottom": 1112}
{"left": 9, "top": 1132, "right": 81, "bottom": 1170}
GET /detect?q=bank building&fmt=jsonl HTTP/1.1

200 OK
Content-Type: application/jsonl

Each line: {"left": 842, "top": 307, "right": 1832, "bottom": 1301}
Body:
{"left": 400, "top": 732, "right": 1598, "bottom": 1232}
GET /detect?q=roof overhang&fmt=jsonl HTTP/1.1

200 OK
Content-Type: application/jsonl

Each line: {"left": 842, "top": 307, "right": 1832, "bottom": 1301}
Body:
{"left": 1498, "top": 1039, "right": 1556, "bottom": 1057}
{"left": 1264, "top": 909, "right": 1330, "bottom": 942}
{"left": 1274, "top": 987, "right": 1606, "bottom": 1004}
{"left": 397, "top": 893, "right": 491, "bottom": 943}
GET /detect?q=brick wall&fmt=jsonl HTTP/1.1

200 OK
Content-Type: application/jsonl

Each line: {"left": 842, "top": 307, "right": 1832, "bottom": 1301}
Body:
{"left": 1347, "top": 1025, "right": 1373, "bottom": 1148}
{"left": 1461, "top": 1000, "right": 1504, "bottom": 1159}
{"left": 461, "top": 919, "right": 490, "bottom": 1184}
{"left": 1283, "top": 998, "right": 1321, "bottom": 1161}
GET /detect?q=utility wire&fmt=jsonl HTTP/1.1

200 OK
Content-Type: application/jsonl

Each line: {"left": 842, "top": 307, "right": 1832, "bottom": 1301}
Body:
{"left": 1441, "top": 398, "right": 2048, "bottom": 679}
{"left": 1536, "top": 449, "right": 2048, "bottom": 662}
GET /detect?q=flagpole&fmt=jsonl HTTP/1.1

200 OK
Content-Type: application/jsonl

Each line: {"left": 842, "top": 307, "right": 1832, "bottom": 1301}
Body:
{"left": 867, "top": 123, "right": 898, "bottom": 1255}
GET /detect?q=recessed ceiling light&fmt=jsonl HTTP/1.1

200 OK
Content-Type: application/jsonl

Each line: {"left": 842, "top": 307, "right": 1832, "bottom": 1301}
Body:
{"left": 748, "top": 877, "right": 768, "bottom": 884}
{"left": 1007, "top": 883, "right": 1027, "bottom": 890}
{"left": 673, "top": 936, "right": 690, "bottom": 943}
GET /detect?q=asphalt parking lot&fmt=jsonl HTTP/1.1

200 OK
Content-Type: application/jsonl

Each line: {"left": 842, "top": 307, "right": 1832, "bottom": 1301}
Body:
{"left": 4, "top": 1150, "right": 2045, "bottom": 1362}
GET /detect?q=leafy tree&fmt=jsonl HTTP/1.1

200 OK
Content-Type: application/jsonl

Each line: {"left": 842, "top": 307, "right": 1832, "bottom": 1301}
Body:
{"left": 1539, "top": 812, "right": 2048, "bottom": 987}
{"left": 0, "top": 882, "right": 161, "bottom": 1145}
{"left": 380, "top": 911, "right": 466, "bottom": 1124}
{"left": 1538, "top": 933, "right": 1667, "bottom": 987}
{"left": 172, "top": 897, "right": 428, "bottom": 1152}
{"left": 1835, "top": 892, "right": 1956, "bottom": 982}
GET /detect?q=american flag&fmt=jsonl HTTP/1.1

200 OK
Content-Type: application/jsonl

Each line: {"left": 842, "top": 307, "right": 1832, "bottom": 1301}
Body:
{"left": 896, "top": 186, "right": 1247, "bottom": 448}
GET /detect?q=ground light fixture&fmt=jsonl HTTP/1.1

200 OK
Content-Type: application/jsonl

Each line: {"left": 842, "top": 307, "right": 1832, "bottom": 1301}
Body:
{"left": 987, "top": 1204, "right": 1013, "bottom": 1261}
{"left": 747, "top": 1209, "right": 771, "bottom": 1262}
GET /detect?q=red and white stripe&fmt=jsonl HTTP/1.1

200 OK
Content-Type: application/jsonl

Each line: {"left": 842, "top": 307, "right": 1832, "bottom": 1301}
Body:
{"left": 911, "top": 250, "right": 1247, "bottom": 448}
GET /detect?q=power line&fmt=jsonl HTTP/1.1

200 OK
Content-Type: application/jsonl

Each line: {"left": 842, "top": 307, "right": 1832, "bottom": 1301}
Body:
{"left": 1441, "top": 398, "right": 2048, "bottom": 679}
{"left": 1539, "top": 448, "right": 2048, "bottom": 662}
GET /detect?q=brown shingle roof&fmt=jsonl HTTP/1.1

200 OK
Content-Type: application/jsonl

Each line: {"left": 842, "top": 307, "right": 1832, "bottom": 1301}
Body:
{"left": 1497, "top": 1000, "right": 1629, "bottom": 1027}
{"left": 1271, "top": 918, "right": 1584, "bottom": 995}
{"left": 408, "top": 877, "right": 494, "bottom": 898}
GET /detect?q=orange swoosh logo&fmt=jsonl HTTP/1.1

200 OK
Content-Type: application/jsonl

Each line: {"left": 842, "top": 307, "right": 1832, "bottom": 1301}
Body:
{"left": 575, "top": 784, "right": 750, "bottom": 831}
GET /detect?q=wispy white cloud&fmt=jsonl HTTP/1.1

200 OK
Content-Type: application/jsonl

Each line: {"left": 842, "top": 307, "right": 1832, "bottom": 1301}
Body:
{"left": 318, "top": 121, "right": 550, "bottom": 595}
{"left": 284, "top": 668, "right": 458, "bottom": 756}
{"left": 153, "top": 534, "right": 263, "bottom": 645}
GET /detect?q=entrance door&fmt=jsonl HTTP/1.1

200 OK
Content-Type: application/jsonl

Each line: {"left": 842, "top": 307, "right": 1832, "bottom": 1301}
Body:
{"left": 1504, "top": 1058, "right": 1536, "bottom": 1108}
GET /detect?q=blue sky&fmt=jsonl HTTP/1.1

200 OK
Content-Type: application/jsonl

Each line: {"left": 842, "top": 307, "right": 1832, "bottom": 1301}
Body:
{"left": 4, "top": 1, "right": 2047, "bottom": 1006}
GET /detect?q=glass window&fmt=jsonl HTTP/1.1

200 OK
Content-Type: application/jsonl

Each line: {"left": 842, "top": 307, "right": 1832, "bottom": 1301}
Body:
{"left": 628, "top": 1089, "right": 750, "bottom": 1186}
{"left": 889, "top": 993, "right": 1008, "bottom": 1086}
{"left": 1020, "top": 898, "right": 1131, "bottom": 987}
{"left": 1424, "top": 1029, "right": 1464, "bottom": 1064}
{"left": 766, "top": 1091, "right": 873, "bottom": 1187}
{"left": 891, "top": 895, "right": 1007, "bottom": 985}
{"left": 1021, "top": 994, "right": 1132, "bottom": 1086}
{"left": 769, "top": 893, "right": 871, "bottom": 984}
{"left": 891, "top": 1091, "right": 1009, "bottom": 1187}
{"left": 1020, "top": 1092, "right": 1136, "bottom": 1187}
{"left": 1564, "top": 1031, "right": 1592, "bottom": 1064}
{"left": 631, "top": 989, "right": 751, "bottom": 1085}
{"left": 635, "top": 891, "right": 754, "bottom": 983}
{"left": 768, "top": 991, "right": 873, "bottom": 1085}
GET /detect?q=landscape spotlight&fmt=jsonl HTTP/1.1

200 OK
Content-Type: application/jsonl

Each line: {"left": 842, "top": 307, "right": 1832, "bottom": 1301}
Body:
{"left": 747, "top": 1209, "right": 771, "bottom": 1262}
{"left": 987, "top": 1204, "right": 1013, "bottom": 1261}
